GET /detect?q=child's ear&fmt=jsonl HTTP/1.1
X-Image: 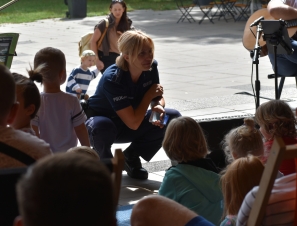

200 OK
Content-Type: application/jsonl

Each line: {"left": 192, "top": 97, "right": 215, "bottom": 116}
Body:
{"left": 59, "top": 69, "right": 66, "bottom": 82}
{"left": 123, "top": 54, "right": 129, "bottom": 62}
{"left": 231, "top": 151, "right": 238, "bottom": 160}
{"left": 25, "top": 104, "right": 36, "bottom": 117}
{"left": 7, "top": 102, "right": 19, "bottom": 125}
{"left": 268, "top": 124, "right": 274, "bottom": 133}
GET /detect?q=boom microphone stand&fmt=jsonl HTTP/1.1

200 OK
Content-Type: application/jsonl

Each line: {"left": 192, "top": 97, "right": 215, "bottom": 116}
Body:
{"left": 250, "top": 16, "right": 264, "bottom": 109}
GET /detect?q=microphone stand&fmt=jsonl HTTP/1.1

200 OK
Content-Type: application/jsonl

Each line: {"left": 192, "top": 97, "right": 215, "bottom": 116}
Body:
{"left": 251, "top": 23, "right": 263, "bottom": 109}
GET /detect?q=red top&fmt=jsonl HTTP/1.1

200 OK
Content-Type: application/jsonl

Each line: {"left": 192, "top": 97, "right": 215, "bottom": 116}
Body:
{"left": 264, "top": 137, "right": 297, "bottom": 176}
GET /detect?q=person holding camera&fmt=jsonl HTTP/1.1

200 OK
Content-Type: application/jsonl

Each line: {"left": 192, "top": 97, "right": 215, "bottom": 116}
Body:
{"left": 85, "top": 30, "right": 181, "bottom": 180}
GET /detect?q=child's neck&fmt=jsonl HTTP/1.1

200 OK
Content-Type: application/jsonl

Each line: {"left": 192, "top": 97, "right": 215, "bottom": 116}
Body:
{"left": 80, "top": 64, "right": 88, "bottom": 71}
{"left": 12, "top": 120, "right": 31, "bottom": 131}
{"left": 44, "top": 83, "right": 61, "bottom": 93}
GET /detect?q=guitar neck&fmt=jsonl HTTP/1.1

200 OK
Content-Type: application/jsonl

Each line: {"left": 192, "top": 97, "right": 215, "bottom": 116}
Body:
{"left": 0, "top": 0, "right": 19, "bottom": 12}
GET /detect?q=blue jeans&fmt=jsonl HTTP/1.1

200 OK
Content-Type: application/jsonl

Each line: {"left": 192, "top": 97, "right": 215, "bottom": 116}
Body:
{"left": 268, "top": 39, "right": 297, "bottom": 76}
{"left": 85, "top": 108, "right": 181, "bottom": 160}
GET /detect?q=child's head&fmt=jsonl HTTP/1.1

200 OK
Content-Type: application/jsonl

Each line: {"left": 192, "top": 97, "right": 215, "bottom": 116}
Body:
{"left": 32, "top": 47, "right": 66, "bottom": 85}
{"left": 67, "top": 146, "right": 100, "bottom": 159}
{"left": 10, "top": 73, "right": 41, "bottom": 129}
{"left": 0, "top": 64, "right": 18, "bottom": 126}
{"left": 16, "top": 153, "right": 114, "bottom": 226}
{"left": 116, "top": 30, "right": 154, "bottom": 71}
{"left": 223, "top": 118, "right": 263, "bottom": 163}
{"left": 80, "top": 50, "right": 96, "bottom": 69}
{"left": 162, "top": 116, "right": 208, "bottom": 163}
{"left": 255, "top": 100, "right": 296, "bottom": 141}
{"left": 221, "top": 156, "right": 264, "bottom": 217}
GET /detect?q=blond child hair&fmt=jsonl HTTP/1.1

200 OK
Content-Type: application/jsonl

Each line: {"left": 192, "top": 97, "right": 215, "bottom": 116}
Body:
{"left": 116, "top": 30, "right": 154, "bottom": 71}
{"left": 67, "top": 146, "right": 100, "bottom": 159}
{"left": 223, "top": 118, "right": 263, "bottom": 163}
{"left": 162, "top": 116, "right": 208, "bottom": 162}
{"left": 221, "top": 156, "right": 264, "bottom": 219}
{"left": 80, "top": 50, "right": 96, "bottom": 64}
{"left": 255, "top": 100, "right": 297, "bottom": 139}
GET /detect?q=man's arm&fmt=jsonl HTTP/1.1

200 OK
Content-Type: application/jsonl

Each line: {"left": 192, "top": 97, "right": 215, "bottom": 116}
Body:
{"left": 268, "top": 0, "right": 297, "bottom": 20}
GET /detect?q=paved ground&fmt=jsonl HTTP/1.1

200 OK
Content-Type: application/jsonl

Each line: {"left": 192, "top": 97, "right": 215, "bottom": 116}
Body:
{"left": 2, "top": 8, "right": 297, "bottom": 207}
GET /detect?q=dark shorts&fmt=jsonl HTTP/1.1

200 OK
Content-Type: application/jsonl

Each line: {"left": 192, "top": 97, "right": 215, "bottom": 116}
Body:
{"left": 185, "top": 216, "right": 215, "bottom": 226}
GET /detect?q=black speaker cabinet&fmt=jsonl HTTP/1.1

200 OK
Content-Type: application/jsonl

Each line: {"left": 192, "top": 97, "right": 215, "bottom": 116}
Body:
{"left": 197, "top": 114, "right": 253, "bottom": 170}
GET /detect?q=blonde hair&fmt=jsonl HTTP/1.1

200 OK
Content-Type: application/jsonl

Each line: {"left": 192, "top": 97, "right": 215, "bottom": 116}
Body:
{"left": 67, "top": 146, "right": 100, "bottom": 159}
{"left": 162, "top": 116, "right": 208, "bottom": 162}
{"left": 221, "top": 156, "right": 264, "bottom": 218}
{"left": 116, "top": 30, "right": 154, "bottom": 71}
{"left": 32, "top": 47, "right": 66, "bottom": 84}
{"left": 223, "top": 118, "right": 263, "bottom": 163}
{"left": 255, "top": 100, "right": 297, "bottom": 138}
{"left": 80, "top": 50, "right": 96, "bottom": 63}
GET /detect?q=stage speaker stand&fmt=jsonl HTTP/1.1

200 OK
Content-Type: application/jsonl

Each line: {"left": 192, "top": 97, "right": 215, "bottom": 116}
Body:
{"left": 197, "top": 114, "right": 254, "bottom": 170}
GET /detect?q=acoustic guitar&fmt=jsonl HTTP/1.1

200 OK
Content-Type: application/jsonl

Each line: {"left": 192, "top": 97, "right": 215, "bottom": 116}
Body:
{"left": 242, "top": 8, "right": 297, "bottom": 56}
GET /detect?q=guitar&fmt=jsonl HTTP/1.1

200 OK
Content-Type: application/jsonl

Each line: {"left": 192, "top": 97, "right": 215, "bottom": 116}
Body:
{"left": 242, "top": 8, "right": 297, "bottom": 56}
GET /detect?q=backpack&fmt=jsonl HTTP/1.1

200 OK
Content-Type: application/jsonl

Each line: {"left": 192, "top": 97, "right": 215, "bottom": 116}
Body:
{"left": 78, "top": 18, "right": 109, "bottom": 56}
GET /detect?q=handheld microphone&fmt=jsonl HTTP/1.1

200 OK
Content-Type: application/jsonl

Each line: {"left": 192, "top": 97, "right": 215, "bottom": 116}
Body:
{"left": 250, "top": 16, "right": 264, "bottom": 27}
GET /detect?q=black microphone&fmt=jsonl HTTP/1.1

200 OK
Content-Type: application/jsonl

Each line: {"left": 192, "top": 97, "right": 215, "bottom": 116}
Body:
{"left": 250, "top": 16, "right": 264, "bottom": 27}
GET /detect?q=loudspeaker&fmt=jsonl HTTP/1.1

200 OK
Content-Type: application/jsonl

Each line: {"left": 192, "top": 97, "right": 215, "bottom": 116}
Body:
{"left": 197, "top": 115, "right": 253, "bottom": 170}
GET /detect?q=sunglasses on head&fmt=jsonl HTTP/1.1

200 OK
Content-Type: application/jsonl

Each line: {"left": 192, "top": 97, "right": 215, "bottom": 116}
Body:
{"left": 112, "top": 0, "right": 123, "bottom": 2}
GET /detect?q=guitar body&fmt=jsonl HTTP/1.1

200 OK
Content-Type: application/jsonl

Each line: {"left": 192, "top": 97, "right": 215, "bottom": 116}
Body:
{"left": 242, "top": 8, "right": 297, "bottom": 54}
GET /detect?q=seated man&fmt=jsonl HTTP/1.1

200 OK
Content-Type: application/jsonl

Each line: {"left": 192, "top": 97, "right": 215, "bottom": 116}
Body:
{"left": 14, "top": 153, "right": 117, "bottom": 226}
{"left": 0, "top": 64, "right": 51, "bottom": 168}
{"left": 267, "top": 0, "right": 297, "bottom": 76}
{"left": 236, "top": 173, "right": 295, "bottom": 226}
{"left": 131, "top": 195, "right": 215, "bottom": 226}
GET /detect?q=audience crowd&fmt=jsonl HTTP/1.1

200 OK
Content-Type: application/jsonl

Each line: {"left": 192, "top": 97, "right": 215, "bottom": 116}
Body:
{"left": 1, "top": 5, "right": 297, "bottom": 223}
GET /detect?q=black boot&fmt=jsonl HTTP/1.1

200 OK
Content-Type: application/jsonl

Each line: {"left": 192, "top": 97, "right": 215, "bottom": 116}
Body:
{"left": 123, "top": 148, "right": 148, "bottom": 180}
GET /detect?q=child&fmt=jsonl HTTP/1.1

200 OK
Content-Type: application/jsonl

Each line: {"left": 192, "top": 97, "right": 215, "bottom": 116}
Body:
{"left": 220, "top": 156, "right": 264, "bottom": 226}
{"left": 67, "top": 146, "right": 100, "bottom": 159}
{"left": 31, "top": 47, "right": 90, "bottom": 153}
{"left": 223, "top": 118, "right": 264, "bottom": 164}
{"left": 159, "top": 116, "right": 223, "bottom": 225}
{"left": 255, "top": 100, "right": 297, "bottom": 175}
{"left": 0, "top": 64, "right": 51, "bottom": 168}
{"left": 10, "top": 72, "right": 41, "bottom": 135}
{"left": 66, "top": 50, "right": 99, "bottom": 100}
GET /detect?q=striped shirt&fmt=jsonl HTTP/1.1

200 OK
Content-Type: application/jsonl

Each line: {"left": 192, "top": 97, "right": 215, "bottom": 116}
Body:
{"left": 237, "top": 173, "right": 295, "bottom": 226}
{"left": 66, "top": 66, "right": 99, "bottom": 95}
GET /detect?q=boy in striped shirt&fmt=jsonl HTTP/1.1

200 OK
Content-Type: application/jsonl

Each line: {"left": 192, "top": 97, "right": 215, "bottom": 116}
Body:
{"left": 66, "top": 50, "right": 99, "bottom": 100}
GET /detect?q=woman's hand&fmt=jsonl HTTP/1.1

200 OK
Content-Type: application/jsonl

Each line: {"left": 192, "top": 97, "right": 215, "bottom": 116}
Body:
{"left": 149, "top": 84, "right": 164, "bottom": 99}
{"left": 151, "top": 105, "right": 165, "bottom": 128}
{"left": 96, "top": 58, "right": 104, "bottom": 71}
